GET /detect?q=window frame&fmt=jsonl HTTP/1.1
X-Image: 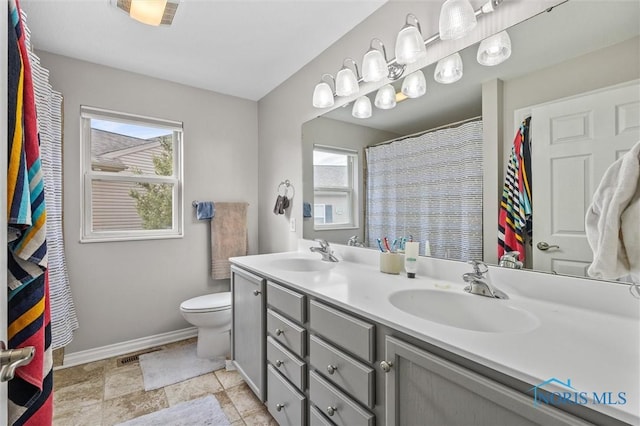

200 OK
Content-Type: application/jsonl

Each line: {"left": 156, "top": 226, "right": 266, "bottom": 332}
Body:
{"left": 312, "top": 145, "right": 359, "bottom": 231}
{"left": 80, "top": 106, "right": 184, "bottom": 243}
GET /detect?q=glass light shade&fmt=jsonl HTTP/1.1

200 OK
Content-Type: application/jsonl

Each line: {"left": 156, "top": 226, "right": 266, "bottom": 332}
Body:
{"left": 477, "top": 31, "right": 512, "bottom": 66}
{"left": 362, "top": 49, "right": 388, "bottom": 83}
{"left": 312, "top": 82, "right": 334, "bottom": 108}
{"left": 401, "top": 70, "right": 427, "bottom": 98}
{"left": 335, "top": 67, "right": 359, "bottom": 97}
{"left": 130, "top": 0, "right": 167, "bottom": 26}
{"left": 434, "top": 53, "right": 463, "bottom": 84}
{"left": 352, "top": 96, "right": 372, "bottom": 119}
{"left": 374, "top": 84, "right": 397, "bottom": 109}
{"left": 395, "top": 25, "right": 427, "bottom": 65}
{"left": 439, "top": 0, "right": 477, "bottom": 41}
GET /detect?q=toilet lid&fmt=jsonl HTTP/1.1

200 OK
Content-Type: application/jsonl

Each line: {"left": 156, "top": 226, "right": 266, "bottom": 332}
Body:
{"left": 181, "top": 292, "right": 231, "bottom": 312}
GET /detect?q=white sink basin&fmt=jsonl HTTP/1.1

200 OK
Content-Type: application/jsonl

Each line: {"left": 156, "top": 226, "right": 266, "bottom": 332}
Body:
{"left": 270, "top": 258, "right": 337, "bottom": 272}
{"left": 389, "top": 289, "right": 539, "bottom": 333}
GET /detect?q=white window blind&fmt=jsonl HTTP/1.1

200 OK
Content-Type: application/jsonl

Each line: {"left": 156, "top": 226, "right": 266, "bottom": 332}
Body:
{"left": 366, "top": 120, "right": 483, "bottom": 260}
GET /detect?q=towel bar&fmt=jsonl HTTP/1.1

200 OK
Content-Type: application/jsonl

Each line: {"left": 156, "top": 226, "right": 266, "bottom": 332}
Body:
{"left": 277, "top": 180, "right": 295, "bottom": 199}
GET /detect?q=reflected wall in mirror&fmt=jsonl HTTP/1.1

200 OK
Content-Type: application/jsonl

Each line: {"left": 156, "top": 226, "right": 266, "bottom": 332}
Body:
{"left": 301, "top": 0, "right": 640, "bottom": 283}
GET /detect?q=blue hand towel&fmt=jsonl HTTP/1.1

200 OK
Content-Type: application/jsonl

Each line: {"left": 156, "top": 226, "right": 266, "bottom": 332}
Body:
{"left": 303, "top": 201, "right": 312, "bottom": 218}
{"left": 196, "top": 201, "right": 215, "bottom": 220}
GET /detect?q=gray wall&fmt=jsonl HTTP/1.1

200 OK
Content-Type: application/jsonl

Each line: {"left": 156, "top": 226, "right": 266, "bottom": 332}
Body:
{"left": 257, "top": 1, "right": 565, "bottom": 254}
{"left": 302, "top": 117, "right": 398, "bottom": 245}
{"left": 39, "top": 52, "right": 259, "bottom": 354}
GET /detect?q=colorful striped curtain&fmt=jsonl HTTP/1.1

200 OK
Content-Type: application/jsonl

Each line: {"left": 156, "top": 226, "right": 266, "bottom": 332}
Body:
{"left": 7, "top": 0, "right": 53, "bottom": 424}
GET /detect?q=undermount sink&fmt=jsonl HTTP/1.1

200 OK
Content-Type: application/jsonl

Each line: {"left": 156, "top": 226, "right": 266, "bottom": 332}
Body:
{"left": 270, "top": 257, "right": 336, "bottom": 272}
{"left": 389, "top": 289, "right": 539, "bottom": 333}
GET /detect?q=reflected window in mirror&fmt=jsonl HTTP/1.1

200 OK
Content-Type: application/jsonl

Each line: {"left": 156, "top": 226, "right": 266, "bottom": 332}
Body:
{"left": 313, "top": 146, "right": 359, "bottom": 230}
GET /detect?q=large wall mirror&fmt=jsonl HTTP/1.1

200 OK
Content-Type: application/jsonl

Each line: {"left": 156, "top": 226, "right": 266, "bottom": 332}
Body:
{"left": 302, "top": 0, "right": 640, "bottom": 283}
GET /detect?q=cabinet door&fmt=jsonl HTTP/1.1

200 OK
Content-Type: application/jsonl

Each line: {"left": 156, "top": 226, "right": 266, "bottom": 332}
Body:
{"left": 231, "top": 266, "right": 266, "bottom": 402}
{"left": 383, "top": 336, "right": 590, "bottom": 426}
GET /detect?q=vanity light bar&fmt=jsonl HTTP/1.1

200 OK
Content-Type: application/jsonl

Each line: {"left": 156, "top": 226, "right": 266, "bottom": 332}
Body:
{"left": 312, "top": 0, "right": 506, "bottom": 109}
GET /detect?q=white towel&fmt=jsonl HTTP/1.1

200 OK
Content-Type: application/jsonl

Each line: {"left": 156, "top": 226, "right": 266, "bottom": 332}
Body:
{"left": 585, "top": 141, "right": 640, "bottom": 280}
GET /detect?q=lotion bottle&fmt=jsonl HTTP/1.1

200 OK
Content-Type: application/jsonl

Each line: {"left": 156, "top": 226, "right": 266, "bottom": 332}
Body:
{"left": 404, "top": 241, "right": 419, "bottom": 278}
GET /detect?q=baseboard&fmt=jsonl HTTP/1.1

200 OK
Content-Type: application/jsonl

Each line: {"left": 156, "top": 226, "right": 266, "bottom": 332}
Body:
{"left": 58, "top": 327, "right": 198, "bottom": 370}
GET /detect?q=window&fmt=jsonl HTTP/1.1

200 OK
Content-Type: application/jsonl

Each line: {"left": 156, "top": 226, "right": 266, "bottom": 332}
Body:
{"left": 80, "top": 106, "right": 183, "bottom": 242}
{"left": 313, "top": 146, "right": 358, "bottom": 230}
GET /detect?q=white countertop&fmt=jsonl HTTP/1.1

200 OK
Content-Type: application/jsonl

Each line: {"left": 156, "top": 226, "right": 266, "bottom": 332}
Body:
{"left": 230, "top": 243, "right": 640, "bottom": 425}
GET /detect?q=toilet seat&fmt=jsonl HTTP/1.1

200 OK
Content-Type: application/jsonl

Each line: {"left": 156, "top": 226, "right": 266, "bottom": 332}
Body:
{"left": 180, "top": 292, "right": 231, "bottom": 313}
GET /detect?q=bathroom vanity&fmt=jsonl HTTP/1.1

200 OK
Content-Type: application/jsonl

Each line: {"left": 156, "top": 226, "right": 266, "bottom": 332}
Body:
{"left": 230, "top": 242, "right": 638, "bottom": 426}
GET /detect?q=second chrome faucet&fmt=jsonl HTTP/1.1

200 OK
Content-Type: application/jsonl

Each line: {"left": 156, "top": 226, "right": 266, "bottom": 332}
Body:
{"left": 463, "top": 260, "right": 508, "bottom": 299}
{"left": 310, "top": 239, "right": 339, "bottom": 262}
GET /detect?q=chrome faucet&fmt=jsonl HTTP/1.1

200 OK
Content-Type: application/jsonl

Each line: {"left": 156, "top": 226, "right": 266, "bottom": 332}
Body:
{"left": 499, "top": 251, "right": 523, "bottom": 269}
{"left": 463, "top": 260, "right": 508, "bottom": 299}
{"left": 347, "top": 235, "right": 364, "bottom": 247}
{"left": 310, "top": 239, "right": 339, "bottom": 262}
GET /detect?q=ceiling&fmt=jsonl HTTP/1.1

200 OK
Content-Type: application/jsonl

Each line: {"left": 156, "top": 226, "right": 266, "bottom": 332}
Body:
{"left": 20, "top": 0, "right": 387, "bottom": 101}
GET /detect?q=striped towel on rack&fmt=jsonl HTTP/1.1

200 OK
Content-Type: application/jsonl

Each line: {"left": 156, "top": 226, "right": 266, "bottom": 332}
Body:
{"left": 498, "top": 118, "right": 532, "bottom": 262}
{"left": 7, "top": 1, "right": 53, "bottom": 424}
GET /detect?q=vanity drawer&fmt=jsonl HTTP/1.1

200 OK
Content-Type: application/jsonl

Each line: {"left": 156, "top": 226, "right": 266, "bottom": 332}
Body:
{"left": 310, "top": 335, "right": 375, "bottom": 409}
{"left": 267, "top": 309, "right": 306, "bottom": 357}
{"left": 267, "top": 336, "right": 306, "bottom": 390}
{"left": 267, "top": 281, "right": 306, "bottom": 323}
{"left": 310, "top": 300, "right": 375, "bottom": 363}
{"left": 309, "top": 370, "right": 374, "bottom": 426}
{"left": 310, "top": 405, "right": 334, "bottom": 426}
{"left": 267, "top": 364, "right": 306, "bottom": 426}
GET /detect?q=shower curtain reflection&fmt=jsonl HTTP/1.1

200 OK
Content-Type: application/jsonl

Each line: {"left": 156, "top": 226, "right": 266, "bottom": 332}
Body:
{"left": 365, "top": 119, "right": 483, "bottom": 260}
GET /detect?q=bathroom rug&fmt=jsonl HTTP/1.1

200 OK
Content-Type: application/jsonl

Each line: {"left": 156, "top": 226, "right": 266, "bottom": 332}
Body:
{"left": 139, "top": 342, "right": 226, "bottom": 391}
{"left": 116, "top": 395, "right": 230, "bottom": 426}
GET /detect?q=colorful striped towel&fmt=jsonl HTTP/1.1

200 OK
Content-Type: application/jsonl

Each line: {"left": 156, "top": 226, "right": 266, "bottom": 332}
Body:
{"left": 7, "top": 0, "right": 53, "bottom": 424}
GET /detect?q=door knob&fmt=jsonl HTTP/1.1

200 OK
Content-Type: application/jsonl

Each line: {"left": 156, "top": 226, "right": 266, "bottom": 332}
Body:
{"left": 537, "top": 241, "right": 560, "bottom": 251}
{"left": 275, "top": 403, "right": 285, "bottom": 412}
{"left": 253, "top": 289, "right": 261, "bottom": 296}
{"left": 0, "top": 341, "right": 35, "bottom": 382}
{"left": 380, "top": 360, "right": 393, "bottom": 373}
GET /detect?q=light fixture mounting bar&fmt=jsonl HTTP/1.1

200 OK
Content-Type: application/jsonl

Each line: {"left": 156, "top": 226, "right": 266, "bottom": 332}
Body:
{"left": 366, "top": 0, "right": 505, "bottom": 82}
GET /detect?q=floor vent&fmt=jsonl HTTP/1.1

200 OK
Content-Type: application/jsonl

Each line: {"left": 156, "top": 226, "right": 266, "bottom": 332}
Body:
{"left": 116, "top": 348, "right": 162, "bottom": 366}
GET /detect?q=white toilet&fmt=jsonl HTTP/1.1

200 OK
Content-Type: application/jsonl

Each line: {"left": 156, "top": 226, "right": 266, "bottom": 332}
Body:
{"left": 180, "top": 291, "right": 232, "bottom": 359}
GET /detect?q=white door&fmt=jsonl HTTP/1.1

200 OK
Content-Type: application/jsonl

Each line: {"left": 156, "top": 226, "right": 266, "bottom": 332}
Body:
{"left": 531, "top": 81, "right": 640, "bottom": 276}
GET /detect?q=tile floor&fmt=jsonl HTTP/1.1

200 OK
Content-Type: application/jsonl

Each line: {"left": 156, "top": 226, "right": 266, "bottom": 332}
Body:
{"left": 53, "top": 338, "right": 277, "bottom": 425}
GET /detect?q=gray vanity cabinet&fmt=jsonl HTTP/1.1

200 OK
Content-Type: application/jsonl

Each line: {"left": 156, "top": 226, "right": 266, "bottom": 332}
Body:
{"left": 231, "top": 266, "right": 266, "bottom": 402}
{"left": 230, "top": 265, "right": 603, "bottom": 426}
{"left": 308, "top": 300, "right": 376, "bottom": 425}
{"left": 266, "top": 281, "right": 308, "bottom": 425}
{"left": 382, "top": 335, "right": 591, "bottom": 426}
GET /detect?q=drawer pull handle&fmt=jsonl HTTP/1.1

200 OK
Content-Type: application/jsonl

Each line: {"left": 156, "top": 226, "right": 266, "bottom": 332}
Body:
{"left": 380, "top": 360, "right": 393, "bottom": 373}
{"left": 275, "top": 328, "right": 284, "bottom": 336}
{"left": 326, "top": 364, "right": 338, "bottom": 375}
{"left": 276, "top": 403, "right": 285, "bottom": 412}
{"left": 327, "top": 406, "right": 337, "bottom": 417}
{"left": 275, "top": 359, "right": 283, "bottom": 367}
{"left": 253, "top": 290, "right": 261, "bottom": 296}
